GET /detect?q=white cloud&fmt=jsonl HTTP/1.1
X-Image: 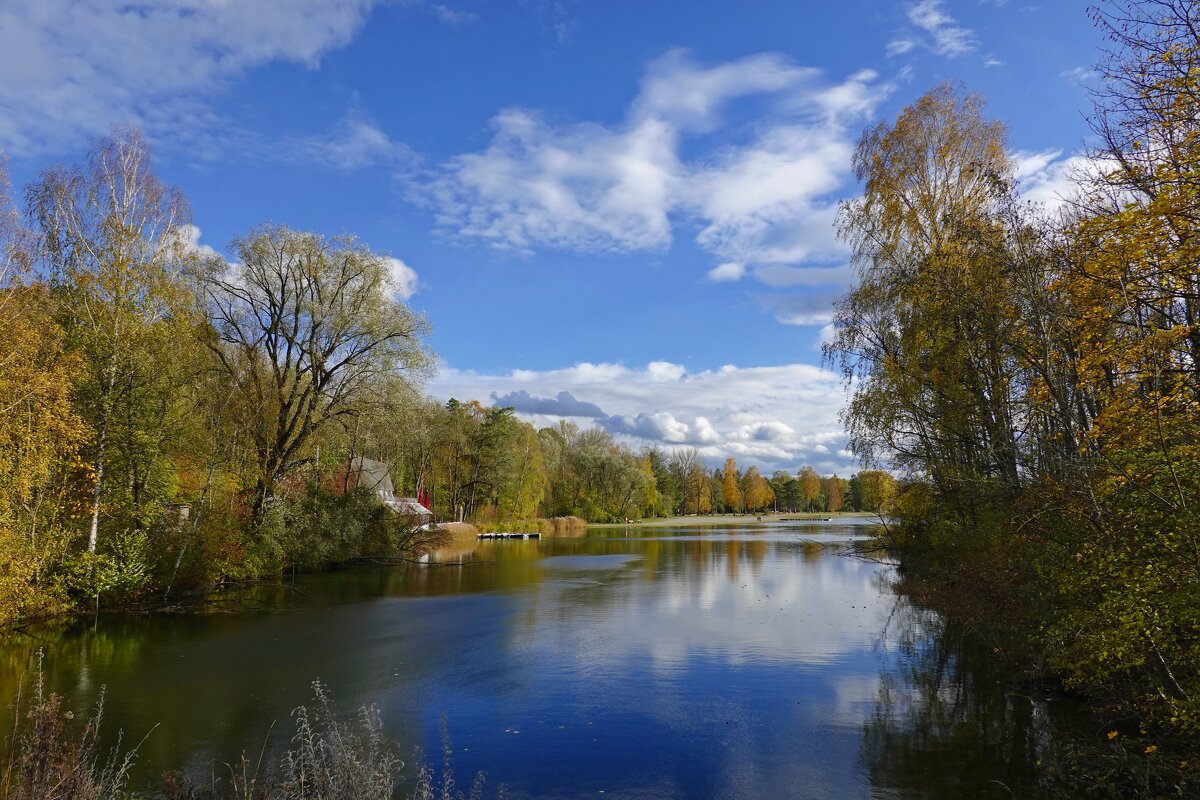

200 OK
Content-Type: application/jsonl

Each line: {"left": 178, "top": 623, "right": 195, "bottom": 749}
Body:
{"left": 602, "top": 411, "right": 694, "bottom": 443}
{"left": 707, "top": 262, "right": 746, "bottom": 282}
{"left": 1060, "top": 66, "right": 1099, "bottom": 84}
{"left": 886, "top": 39, "right": 916, "bottom": 57}
{"left": 175, "top": 224, "right": 221, "bottom": 261}
{"left": 647, "top": 361, "right": 687, "bottom": 381}
{"left": 383, "top": 256, "right": 420, "bottom": 300}
{"left": 425, "top": 51, "right": 890, "bottom": 278}
{"left": 0, "top": 0, "right": 385, "bottom": 155}
{"left": 428, "top": 360, "right": 854, "bottom": 473}
{"left": 906, "top": 0, "right": 977, "bottom": 57}
{"left": 633, "top": 50, "right": 816, "bottom": 132}
{"left": 1013, "top": 148, "right": 1099, "bottom": 211}
{"left": 431, "top": 4, "right": 480, "bottom": 26}
{"left": 752, "top": 264, "right": 851, "bottom": 288}
{"left": 693, "top": 416, "right": 721, "bottom": 444}
{"left": 760, "top": 291, "right": 841, "bottom": 326}
{"left": 283, "top": 114, "right": 414, "bottom": 171}
{"left": 425, "top": 109, "right": 679, "bottom": 252}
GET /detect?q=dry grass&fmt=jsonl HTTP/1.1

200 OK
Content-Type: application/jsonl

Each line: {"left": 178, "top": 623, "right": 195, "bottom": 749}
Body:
{"left": 2, "top": 662, "right": 502, "bottom": 800}
{"left": 0, "top": 657, "right": 138, "bottom": 800}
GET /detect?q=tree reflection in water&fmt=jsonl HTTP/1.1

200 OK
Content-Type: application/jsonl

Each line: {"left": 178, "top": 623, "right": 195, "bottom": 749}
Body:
{"left": 862, "top": 595, "right": 1072, "bottom": 800}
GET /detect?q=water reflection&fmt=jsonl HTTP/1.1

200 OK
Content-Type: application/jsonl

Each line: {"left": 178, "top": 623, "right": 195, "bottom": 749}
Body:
{"left": 0, "top": 523, "right": 1075, "bottom": 799}
{"left": 860, "top": 596, "right": 1084, "bottom": 800}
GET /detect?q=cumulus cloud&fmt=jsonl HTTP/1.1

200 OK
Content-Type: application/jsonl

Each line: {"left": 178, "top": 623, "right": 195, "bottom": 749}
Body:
{"left": 646, "top": 361, "right": 687, "bottom": 381}
{"left": 383, "top": 256, "right": 421, "bottom": 300}
{"left": 707, "top": 262, "right": 746, "bottom": 282}
{"left": 1013, "top": 149, "right": 1100, "bottom": 211}
{"left": 733, "top": 420, "right": 796, "bottom": 442}
{"left": 0, "top": 0, "right": 387, "bottom": 155}
{"left": 490, "top": 389, "right": 606, "bottom": 417}
{"left": 424, "top": 108, "right": 679, "bottom": 252}
{"left": 600, "top": 411, "right": 694, "bottom": 443}
{"left": 425, "top": 51, "right": 889, "bottom": 278}
{"left": 429, "top": 360, "right": 854, "bottom": 473}
{"left": 174, "top": 224, "right": 222, "bottom": 261}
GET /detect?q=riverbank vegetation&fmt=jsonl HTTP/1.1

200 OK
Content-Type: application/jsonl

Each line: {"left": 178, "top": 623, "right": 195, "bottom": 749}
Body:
{"left": 0, "top": 661, "right": 499, "bottom": 800}
{"left": 826, "top": 0, "right": 1200, "bottom": 789}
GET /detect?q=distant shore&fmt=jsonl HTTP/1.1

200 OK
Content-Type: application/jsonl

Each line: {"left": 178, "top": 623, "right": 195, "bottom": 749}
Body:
{"left": 590, "top": 512, "right": 878, "bottom": 528}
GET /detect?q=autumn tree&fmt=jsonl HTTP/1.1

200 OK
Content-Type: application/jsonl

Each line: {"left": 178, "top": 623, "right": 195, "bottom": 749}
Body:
{"left": 0, "top": 154, "right": 86, "bottom": 622}
{"left": 29, "top": 130, "right": 195, "bottom": 553}
{"left": 742, "top": 467, "right": 773, "bottom": 513}
{"left": 721, "top": 458, "right": 743, "bottom": 513}
{"left": 854, "top": 470, "right": 898, "bottom": 516}
{"left": 1030, "top": 0, "right": 1200, "bottom": 735}
{"left": 826, "top": 85, "right": 1026, "bottom": 503}
{"left": 206, "top": 225, "right": 430, "bottom": 522}
{"left": 821, "top": 474, "right": 845, "bottom": 512}
{"left": 796, "top": 466, "right": 821, "bottom": 512}
{"left": 637, "top": 455, "right": 662, "bottom": 518}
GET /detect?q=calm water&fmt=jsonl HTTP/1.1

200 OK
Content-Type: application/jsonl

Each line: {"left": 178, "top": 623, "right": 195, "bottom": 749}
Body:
{"left": 1, "top": 522, "right": 1074, "bottom": 798}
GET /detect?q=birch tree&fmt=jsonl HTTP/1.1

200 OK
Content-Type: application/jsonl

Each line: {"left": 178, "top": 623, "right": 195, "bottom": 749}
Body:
{"left": 28, "top": 130, "right": 192, "bottom": 553}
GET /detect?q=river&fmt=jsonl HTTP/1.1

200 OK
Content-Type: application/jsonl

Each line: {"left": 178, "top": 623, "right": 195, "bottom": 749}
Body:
{"left": 1, "top": 521, "right": 1078, "bottom": 798}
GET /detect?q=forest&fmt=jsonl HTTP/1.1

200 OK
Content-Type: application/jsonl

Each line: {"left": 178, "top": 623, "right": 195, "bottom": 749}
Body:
{"left": 824, "top": 0, "right": 1200, "bottom": 762}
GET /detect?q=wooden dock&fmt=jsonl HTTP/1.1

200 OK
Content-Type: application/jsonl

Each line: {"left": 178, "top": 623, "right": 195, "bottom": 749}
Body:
{"left": 477, "top": 532, "right": 542, "bottom": 540}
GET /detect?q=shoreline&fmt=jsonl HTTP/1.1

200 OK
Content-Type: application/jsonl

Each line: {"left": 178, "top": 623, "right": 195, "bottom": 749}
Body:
{"left": 590, "top": 511, "right": 880, "bottom": 528}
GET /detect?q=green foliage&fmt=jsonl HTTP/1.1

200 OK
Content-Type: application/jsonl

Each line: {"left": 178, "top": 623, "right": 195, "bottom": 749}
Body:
{"left": 830, "top": 1, "right": 1200, "bottom": 760}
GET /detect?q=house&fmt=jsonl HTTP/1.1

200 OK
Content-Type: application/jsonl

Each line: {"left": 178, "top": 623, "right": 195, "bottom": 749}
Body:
{"left": 337, "top": 456, "right": 433, "bottom": 523}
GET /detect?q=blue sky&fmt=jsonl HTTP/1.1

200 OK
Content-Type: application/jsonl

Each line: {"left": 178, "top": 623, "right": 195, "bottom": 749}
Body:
{"left": 0, "top": 0, "right": 1103, "bottom": 474}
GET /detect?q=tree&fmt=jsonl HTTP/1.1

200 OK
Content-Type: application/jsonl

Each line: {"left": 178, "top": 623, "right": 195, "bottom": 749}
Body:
{"left": 770, "top": 470, "right": 798, "bottom": 512}
{"left": 855, "top": 470, "right": 898, "bottom": 516}
{"left": 721, "top": 458, "right": 743, "bottom": 513}
{"left": 641, "top": 445, "right": 677, "bottom": 516}
{"left": 826, "top": 85, "right": 1026, "bottom": 503}
{"left": 28, "top": 130, "right": 193, "bottom": 553}
{"left": 822, "top": 474, "right": 845, "bottom": 512}
{"left": 637, "top": 455, "right": 661, "bottom": 518}
{"left": 742, "top": 467, "right": 773, "bottom": 513}
{"left": 0, "top": 153, "right": 88, "bottom": 622}
{"left": 206, "top": 225, "right": 430, "bottom": 522}
{"left": 797, "top": 466, "right": 821, "bottom": 512}
{"left": 671, "top": 448, "right": 705, "bottom": 514}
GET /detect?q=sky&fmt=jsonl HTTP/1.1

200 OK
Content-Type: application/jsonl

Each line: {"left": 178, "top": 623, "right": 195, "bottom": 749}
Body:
{"left": 0, "top": 0, "right": 1105, "bottom": 475}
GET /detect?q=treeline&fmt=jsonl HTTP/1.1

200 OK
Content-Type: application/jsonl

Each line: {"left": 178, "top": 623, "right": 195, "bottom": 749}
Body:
{"left": 374, "top": 398, "right": 894, "bottom": 522}
{"left": 826, "top": 0, "right": 1200, "bottom": 767}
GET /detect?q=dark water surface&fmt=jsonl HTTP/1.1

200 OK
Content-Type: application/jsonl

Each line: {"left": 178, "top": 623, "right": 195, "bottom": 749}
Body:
{"left": 2, "top": 522, "right": 1077, "bottom": 798}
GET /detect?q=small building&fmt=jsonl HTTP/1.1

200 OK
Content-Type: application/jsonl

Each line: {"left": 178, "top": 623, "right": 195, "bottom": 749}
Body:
{"left": 336, "top": 456, "right": 433, "bottom": 523}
